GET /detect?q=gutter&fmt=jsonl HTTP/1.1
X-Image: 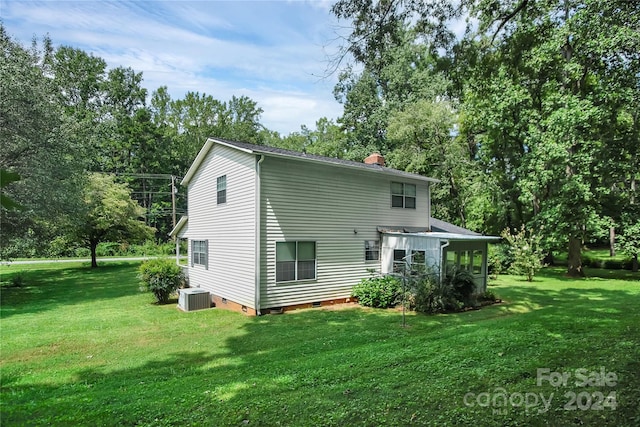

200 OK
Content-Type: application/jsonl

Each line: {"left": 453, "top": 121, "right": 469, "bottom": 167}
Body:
{"left": 254, "top": 154, "right": 265, "bottom": 315}
{"left": 439, "top": 239, "right": 450, "bottom": 283}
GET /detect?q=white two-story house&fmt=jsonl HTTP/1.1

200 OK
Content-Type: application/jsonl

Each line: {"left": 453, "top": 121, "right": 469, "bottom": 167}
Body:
{"left": 170, "top": 138, "right": 498, "bottom": 315}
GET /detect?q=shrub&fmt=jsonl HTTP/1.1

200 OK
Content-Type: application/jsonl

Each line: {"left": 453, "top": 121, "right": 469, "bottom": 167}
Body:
{"left": 96, "top": 242, "right": 121, "bottom": 257}
{"left": 352, "top": 275, "right": 401, "bottom": 308}
{"left": 478, "top": 289, "right": 498, "bottom": 302}
{"left": 444, "top": 268, "right": 477, "bottom": 306}
{"left": 488, "top": 243, "right": 512, "bottom": 278}
{"left": 413, "top": 276, "right": 460, "bottom": 314}
{"left": 603, "top": 259, "right": 626, "bottom": 270}
{"left": 412, "top": 268, "right": 479, "bottom": 314}
{"left": 10, "top": 272, "right": 26, "bottom": 288}
{"left": 138, "top": 258, "right": 185, "bottom": 304}
{"left": 617, "top": 220, "right": 640, "bottom": 272}
{"left": 501, "top": 225, "right": 545, "bottom": 281}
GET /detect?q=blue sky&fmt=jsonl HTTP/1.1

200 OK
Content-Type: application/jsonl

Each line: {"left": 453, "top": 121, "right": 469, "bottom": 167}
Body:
{"left": 1, "top": 0, "right": 346, "bottom": 135}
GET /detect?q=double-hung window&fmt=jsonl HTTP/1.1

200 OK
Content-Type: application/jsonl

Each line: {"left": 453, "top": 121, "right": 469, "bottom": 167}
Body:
{"left": 391, "top": 182, "right": 416, "bottom": 208}
{"left": 217, "top": 175, "right": 227, "bottom": 204}
{"left": 192, "top": 240, "right": 208, "bottom": 268}
{"left": 365, "top": 240, "right": 380, "bottom": 261}
{"left": 276, "top": 241, "right": 316, "bottom": 282}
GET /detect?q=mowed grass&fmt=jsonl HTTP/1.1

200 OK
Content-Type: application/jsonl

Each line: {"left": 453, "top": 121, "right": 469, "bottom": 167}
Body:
{"left": 1, "top": 263, "right": 639, "bottom": 426}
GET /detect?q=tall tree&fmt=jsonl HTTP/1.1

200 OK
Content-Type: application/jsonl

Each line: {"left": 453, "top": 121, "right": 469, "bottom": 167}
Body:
{"left": 332, "top": 0, "right": 640, "bottom": 276}
{"left": 0, "top": 26, "right": 86, "bottom": 258}
{"left": 386, "top": 99, "right": 480, "bottom": 227}
{"left": 463, "top": 0, "right": 640, "bottom": 276}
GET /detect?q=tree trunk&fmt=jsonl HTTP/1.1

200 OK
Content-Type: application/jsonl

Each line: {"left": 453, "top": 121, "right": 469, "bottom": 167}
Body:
{"left": 90, "top": 240, "right": 99, "bottom": 268}
{"left": 567, "top": 236, "right": 584, "bottom": 277}
{"left": 633, "top": 255, "right": 638, "bottom": 273}
{"left": 609, "top": 227, "right": 616, "bottom": 257}
{"left": 543, "top": 251, "right": 555, "bottom": 266}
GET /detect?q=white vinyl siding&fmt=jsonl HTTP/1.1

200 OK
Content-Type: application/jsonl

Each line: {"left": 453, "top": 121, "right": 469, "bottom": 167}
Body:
{"left": 260, "top": 156, "right": 430, "bottom": 308}
{"left": 186, "top": 143, "right": 256, "bottom": 308}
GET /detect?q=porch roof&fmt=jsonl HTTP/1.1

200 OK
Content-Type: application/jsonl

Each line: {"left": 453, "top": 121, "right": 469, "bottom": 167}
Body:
{"left": 168, "top": 216, "right": 188, "bottom": 238}
{"left": 381, "top": 231, "right": 501, "bottom": 241}
{"left": 378, "top": 219, "right": 500, "bottom": 242}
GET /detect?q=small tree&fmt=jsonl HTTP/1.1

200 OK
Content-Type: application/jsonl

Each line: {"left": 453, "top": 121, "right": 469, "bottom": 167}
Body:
{"left": 617, "top": 220, "right": 640, "bottom": 273}
{"left": 501, "top": 225, "right": 545, "bottom": 281}
{"left": 71, "top": 173, "right": 155, "bottom": 267}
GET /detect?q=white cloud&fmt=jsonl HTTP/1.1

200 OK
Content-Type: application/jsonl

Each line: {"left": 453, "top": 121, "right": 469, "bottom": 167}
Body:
{"left": 1, "top": 0, "right": 344, "bottom": 134}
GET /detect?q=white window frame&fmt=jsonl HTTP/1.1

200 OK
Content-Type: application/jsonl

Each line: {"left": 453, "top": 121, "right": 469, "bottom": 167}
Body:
{"left": 472, "top": 250, "right": 483, "bottom": 275}
{"left": 391, "top": 182, "right": 416, "bottom": 209}
{"left": 276, "top": 241, "right": 317, "bottom": 283}
{"left": 217, "top": 175, "right": 227, "bottom": 205}
{"left": 364, "top": 240, "right": 380, "bottom": 261}
{"left": 393, "top": 249, "right": 406, "bottom": 273}
{"left": 191, "top": 240, "right": 208, "bottom": 269}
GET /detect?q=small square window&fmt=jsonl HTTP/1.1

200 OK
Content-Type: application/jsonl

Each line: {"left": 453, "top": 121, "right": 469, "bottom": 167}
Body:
{"left": 391, "top": 182, "right": 416, "bottom": 209}
{"left": 365, "top": 240, "right": 380, "bottom": 261}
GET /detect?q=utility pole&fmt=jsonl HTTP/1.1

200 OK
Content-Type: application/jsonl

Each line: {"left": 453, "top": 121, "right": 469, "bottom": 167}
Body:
{"left": 171, "top": 175, "right": 177, "bottom": 230}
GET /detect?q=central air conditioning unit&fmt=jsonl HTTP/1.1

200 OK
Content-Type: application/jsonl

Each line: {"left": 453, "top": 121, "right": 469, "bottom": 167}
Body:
{"left": 178, "top": 288, "right": 211, "bottom": 312}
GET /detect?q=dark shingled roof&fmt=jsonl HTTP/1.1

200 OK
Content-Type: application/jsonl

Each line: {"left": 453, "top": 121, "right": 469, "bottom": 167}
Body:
{"left": 213, "top": 138, "right": 439, "bottom": 183}
{"left": 429, "top": 218, "right": 481, "bottom": 236}
{"left": 377, "top": 219, "right": 481, "bottom": 236}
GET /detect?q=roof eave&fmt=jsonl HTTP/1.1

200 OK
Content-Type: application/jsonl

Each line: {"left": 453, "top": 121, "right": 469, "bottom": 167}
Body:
{"left": 381, "top": 230, "right": 500, "bottom": 241}
{"left": 168, "top": 216, "right": 188, "bottom": 237}
{"left": 181, "top": 139, "right": 214, "bottom": 185}
{"left": 182, "top": 137, "right": 439, "bottom": 185}
{"left": 250, "top": 149, "right": 440, "bottom": 184}
{"left": 182, "top": 138, "right": 257, "bottom": 186}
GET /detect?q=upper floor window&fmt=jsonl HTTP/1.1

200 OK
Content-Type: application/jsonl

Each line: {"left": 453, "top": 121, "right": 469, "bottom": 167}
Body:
{"left": 217, "top": 175, "right": 227, "bottom": 204}
{"left": 391, "top": 182, "right": 416, "bottom": 209}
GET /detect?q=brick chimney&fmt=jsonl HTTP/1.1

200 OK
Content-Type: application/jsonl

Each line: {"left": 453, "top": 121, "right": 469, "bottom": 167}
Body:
{"left": 364, "top": 152, "right": 385, "bottom": 166}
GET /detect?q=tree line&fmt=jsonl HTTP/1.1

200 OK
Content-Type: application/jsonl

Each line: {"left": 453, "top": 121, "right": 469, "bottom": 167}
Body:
{"left": 328, "top": 0, "right": 639, "bottom": 274}
{"left": 2, "top": 0, "right": 639, "bottom": 274}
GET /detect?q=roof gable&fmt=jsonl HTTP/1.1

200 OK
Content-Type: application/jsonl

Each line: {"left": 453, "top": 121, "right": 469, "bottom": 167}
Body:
{"left": 182, "top": 137, "right": 439, "bottom": 186}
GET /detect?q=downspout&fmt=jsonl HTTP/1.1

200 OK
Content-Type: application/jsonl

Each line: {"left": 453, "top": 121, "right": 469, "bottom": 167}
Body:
{"left": 439, "top": 239, "right": 450, "bottom": 283}
{"left": 254, "top": 154, "right": 265, "bottom": 315}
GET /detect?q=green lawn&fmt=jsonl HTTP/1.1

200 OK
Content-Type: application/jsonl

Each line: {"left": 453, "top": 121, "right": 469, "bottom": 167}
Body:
{"left": 1, "top": 263, "right": 639, "bottom": 426}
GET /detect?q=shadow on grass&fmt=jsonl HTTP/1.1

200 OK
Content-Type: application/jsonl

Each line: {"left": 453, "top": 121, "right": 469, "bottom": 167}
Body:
{"left": 0, "top": 263, "right": 141, "bottom": 318}
{"left": 2, "top": 271, "right": 640, "bottom": 426}
{"left": 536, "top": 266, "right": 640, "bottom": 282}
